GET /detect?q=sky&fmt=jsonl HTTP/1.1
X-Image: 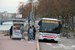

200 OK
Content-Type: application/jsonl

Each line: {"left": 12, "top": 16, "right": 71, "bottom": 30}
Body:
{"left": 0, "top": 0, "right": 28, "bottom": 13}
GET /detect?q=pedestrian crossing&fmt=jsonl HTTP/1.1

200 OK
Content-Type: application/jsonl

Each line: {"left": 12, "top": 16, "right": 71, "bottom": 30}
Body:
{"left": 46, "top": 43, "right": 75, "bottom": 49}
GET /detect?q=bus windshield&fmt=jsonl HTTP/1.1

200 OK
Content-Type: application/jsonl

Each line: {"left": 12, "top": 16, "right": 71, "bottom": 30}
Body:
{"left": 39, "top": 20, "right": 60, "bottom": 34}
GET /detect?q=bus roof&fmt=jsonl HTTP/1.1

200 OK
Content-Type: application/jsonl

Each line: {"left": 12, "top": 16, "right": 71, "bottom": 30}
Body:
{"left": 41, "top": 18, "right": 61, "bottom": 21}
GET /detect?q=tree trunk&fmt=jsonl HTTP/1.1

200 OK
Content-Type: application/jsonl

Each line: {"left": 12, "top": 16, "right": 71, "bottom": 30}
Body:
{"left": 72, "top": 16, "right": 74, "bottom": 31}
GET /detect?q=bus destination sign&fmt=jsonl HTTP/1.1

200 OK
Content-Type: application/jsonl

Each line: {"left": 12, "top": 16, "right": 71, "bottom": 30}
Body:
{"left": 42, "top": 20, "right": 58, "bottom": 24}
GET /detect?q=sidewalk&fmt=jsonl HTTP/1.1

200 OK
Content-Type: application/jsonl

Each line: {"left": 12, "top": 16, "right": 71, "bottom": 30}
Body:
{"left": 0, "top": 33, "right": 37, "bottom": 50}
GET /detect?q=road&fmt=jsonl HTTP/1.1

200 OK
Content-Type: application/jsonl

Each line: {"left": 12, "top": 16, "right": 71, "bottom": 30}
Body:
{"left": 35, "top": 20, "right": 75, "bottom": 50}
{"left": 39, "top": 38, "right": 75, "bottom": 50}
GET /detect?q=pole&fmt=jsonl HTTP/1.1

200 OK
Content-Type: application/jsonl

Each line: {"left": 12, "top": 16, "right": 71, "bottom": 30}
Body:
{"left": 31, "top": 0, "right": 34, "bottom": 26}
{"left": 67, "top": 16, "right": 70, "bottom": 38}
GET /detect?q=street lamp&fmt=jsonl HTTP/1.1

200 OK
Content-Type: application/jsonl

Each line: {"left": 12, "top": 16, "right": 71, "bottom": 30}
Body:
{"left": 31, "top": 0, "right": 34, "bottom": 26}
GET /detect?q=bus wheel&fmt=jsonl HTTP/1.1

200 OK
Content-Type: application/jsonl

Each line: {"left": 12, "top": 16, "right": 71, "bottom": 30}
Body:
{"left": 55, "top": 41, "right": 58, "bottom": 43}
{"left": 38, "top": 39, "right": 41, "bottom": 42}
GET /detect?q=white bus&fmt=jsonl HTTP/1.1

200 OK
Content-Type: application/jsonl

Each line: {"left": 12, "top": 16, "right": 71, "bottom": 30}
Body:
{"left": 38, "top": 18, "right": 61, "bottom": 43}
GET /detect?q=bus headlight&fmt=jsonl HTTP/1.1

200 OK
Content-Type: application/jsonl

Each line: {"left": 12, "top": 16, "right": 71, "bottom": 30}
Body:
{"left": 58, "top": 35, "right": 60, "bottom": 37}
{"left": 40, "top": 34, "right": 43, "bottom": 36}
{"left": 56, "top": 35, "right": 60, "bottom": 37}
{"left": 56, "top": 36, "right": 58, "bottom": 37}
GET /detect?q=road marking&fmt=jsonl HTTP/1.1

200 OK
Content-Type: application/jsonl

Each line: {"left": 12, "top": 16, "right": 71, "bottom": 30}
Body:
{"left": 70, "top": 41, "right": 73, "bottom": 43}
{"left": 47, "top": 43, "right": 62, "bottom": 48}
{"left": 58, "top": 44, "right": 65, "bottom": 47}
{"left": 58, "top": 44, "right": 74, "bottom": 49}
{"left": 51, "top": 46, "right": 62, "bottom": 48}
{"left": 46, "top": 43, "right": 74, "bottom": 49}
{"left": 28, "top": 42, "right": 34, "bottom": 43}
{"left": 46, "top": 43, "right": 52, "bottom": 46}
{"left": 63, "top": 46, "right": 73, "bottom": 49}
{"left": 72, "top": 45, "right": 75, "bottom": 48}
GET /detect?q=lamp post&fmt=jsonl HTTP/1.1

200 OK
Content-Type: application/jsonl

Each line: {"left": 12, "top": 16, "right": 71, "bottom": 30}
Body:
{"left": 31, "top": 0, "right": 34, "bottom": 26}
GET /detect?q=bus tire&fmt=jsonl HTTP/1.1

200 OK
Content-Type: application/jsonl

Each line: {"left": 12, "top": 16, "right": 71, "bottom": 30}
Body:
{"left": 38, "top": 39, "right": 41, "bottom": 42}
{"left": 55, "top": 41, "right": 58, "bottom": 43}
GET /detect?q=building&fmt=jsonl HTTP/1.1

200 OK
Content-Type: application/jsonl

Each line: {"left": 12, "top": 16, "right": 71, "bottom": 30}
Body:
{"left": 0, "top": 11, "right": 16, "bottom": 19}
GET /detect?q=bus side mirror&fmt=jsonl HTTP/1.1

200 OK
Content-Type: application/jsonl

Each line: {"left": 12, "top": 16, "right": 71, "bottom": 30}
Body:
{"left": 38, "top": 20, "right": 42, "bottom": 25}
{"left": 60, "top": 24, "right": 62, "bottom": 29}
{"left": 38, "top": 22, "right": 40, "bottom": 25}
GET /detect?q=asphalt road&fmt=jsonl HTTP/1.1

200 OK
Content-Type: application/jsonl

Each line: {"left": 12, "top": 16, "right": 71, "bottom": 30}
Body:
{"left": 35, "top": 20, "right": 75, "bottom": 50}
{"left": 39, "top": 38, "right": 75, "bottom": 50}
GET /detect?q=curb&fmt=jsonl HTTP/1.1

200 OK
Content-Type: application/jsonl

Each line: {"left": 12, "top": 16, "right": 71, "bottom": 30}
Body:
{"left": 37, "top": 39, "right": 40, "bottom": 50}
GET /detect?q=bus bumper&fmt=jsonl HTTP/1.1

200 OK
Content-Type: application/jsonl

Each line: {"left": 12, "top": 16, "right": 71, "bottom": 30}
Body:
{"left": 39, "top": 35, "right": 59, "bottom": 41}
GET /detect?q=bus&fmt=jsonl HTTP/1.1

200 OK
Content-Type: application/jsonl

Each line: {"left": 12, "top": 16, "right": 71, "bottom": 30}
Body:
{"left": 38, "top": 18, "right": 61, "bottom": 43}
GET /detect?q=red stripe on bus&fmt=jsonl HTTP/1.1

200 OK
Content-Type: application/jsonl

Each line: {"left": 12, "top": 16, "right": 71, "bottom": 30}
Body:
{"left": 53, "top": 36, "right": 56, "bottom": 38}
{"left": 43, "top": 36, "right": 56, "bottom": 38}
